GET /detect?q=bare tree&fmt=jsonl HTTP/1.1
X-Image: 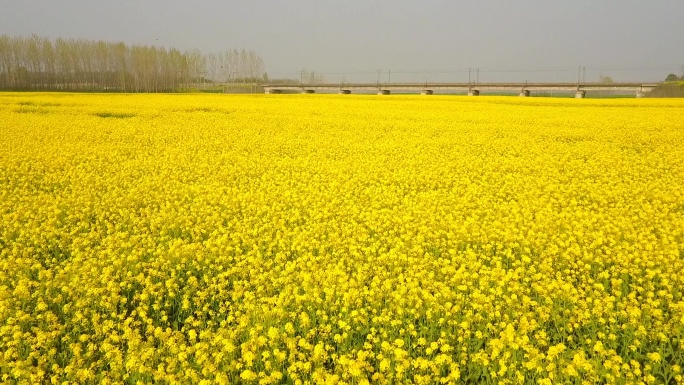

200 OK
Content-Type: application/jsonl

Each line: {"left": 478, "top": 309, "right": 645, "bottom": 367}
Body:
{"left": 0, "top": 34, "right": 266, "bottom": 93}
{"left": 300, "top": 68, "right": 324, "bottom": 84}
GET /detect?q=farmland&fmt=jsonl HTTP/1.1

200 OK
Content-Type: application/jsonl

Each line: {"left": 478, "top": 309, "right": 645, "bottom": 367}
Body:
{"left": 1, "top": 93, "right": 683, "bottom": 384}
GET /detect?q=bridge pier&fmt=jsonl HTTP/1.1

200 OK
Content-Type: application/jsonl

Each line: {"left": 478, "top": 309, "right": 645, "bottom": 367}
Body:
{"left": 338, "top": 89, "right": 351, "bottom": 94}
{"left": 575, "top": 90, "right": 586, "bottom": 99}
{"left": 421, "top": 90, "right": 434, "bottom": 95}
{"left": 378, "top": 90, "right": 390, "bottom": 95}
{"left": 519, "top": 90, "right": 530, "bottom": 97}
{"left": 468, "top": 90, "right": 480, "bottom": 96}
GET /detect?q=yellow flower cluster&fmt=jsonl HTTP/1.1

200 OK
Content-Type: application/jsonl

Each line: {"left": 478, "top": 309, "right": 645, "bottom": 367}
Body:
{"left": 1, "top": 93, "right": 683, "bottom": 384}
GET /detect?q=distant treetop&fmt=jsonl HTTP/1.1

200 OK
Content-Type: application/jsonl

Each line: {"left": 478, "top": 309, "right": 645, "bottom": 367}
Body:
{"left": 665, "top": 73, "right": 680, "bottom": 82}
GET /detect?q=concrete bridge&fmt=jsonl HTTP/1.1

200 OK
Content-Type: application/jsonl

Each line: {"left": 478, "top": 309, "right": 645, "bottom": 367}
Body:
{"left": 262, "top": 82, "right": 659, "bottom": 98}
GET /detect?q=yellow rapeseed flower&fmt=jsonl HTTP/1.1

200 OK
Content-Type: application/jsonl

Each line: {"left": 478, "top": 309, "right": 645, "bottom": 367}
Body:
{"left": 1, "top": 93, "right": 682, "bottom": 384}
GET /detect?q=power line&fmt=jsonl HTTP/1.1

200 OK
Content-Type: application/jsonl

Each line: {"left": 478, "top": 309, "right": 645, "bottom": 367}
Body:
{"left": 269, "top": 65, "right": 678, "bottom": 77}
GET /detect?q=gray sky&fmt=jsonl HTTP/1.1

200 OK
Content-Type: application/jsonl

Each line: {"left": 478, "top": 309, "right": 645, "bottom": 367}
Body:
{"left": 2, "top": 0, "right": 683, "bottom": 82}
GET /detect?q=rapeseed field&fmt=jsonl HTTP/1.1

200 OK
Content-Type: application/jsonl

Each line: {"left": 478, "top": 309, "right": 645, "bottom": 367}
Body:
{"left": 1, "top": 93, "right": 683, "bottom": 384}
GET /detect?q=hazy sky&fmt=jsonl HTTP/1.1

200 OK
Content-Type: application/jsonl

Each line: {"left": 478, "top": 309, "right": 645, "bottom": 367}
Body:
{"left": 2, "top": 0, "right": 683, "bottom": 82}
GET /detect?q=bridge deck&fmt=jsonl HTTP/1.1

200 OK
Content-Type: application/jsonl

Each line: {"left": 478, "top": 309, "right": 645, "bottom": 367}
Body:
{"left": 263, "top": 82, "right": 658, "bottom": 93}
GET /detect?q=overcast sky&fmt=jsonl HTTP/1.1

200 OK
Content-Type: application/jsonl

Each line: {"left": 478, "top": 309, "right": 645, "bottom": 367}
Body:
{"left": 2, "top": 0, "right": 683, "bottom": 82}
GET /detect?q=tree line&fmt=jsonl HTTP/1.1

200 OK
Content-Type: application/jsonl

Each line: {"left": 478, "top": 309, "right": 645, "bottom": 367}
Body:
{"left": 0, "top": 34, "right": 266, "bottom": 92}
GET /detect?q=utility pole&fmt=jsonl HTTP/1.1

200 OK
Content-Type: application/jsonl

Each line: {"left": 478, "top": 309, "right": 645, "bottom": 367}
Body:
{"left": 388, "top": 69, "right": 391, "bottom": 84}
{"left": 578, "top": 66, "right": 581, "bottom": 85}
{"left": 476, "top": 68, "right": 479, "bottom": 84}
{"left": 468, "top": 68, "right": 472, "bottom": 84}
